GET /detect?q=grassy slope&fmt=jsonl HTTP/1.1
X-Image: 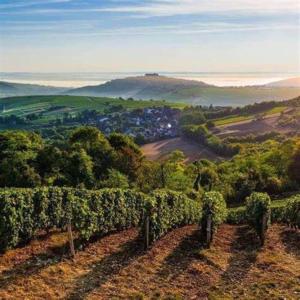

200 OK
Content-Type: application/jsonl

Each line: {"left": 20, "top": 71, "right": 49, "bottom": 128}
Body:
{"left": 0, "top": 95, "right": 186, "bottom": 125}
{"left": 0, "top": 224, "right": 298, "bottom": 299}
{"left": 213, "top": 106, "right": 287, "bottom": 126}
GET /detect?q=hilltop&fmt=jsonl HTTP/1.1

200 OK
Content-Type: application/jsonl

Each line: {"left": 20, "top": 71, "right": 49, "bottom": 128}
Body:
{"left": 267, "top": 77, "right": 300, "bottom": 87}
{"left": 68, "top": 75, "right": 300, "bottom": 106}
{"left": 67, "top": 74, "right": 211, "bottom": 99}
{"left": 0, "top": 81, "right": 66, "bottom": 98}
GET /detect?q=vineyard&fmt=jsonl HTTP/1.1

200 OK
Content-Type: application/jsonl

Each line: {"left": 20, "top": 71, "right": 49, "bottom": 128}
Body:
{"left": 1, "top": 187, "right": 299, "bottom": 256}
{"left": 0, "top": 187, "right": 299, "bottom": 299}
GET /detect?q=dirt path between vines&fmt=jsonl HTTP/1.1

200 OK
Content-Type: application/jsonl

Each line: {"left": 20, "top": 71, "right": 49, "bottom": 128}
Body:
{"left": 0, "top": 224, "right": 299, "bottom": 299}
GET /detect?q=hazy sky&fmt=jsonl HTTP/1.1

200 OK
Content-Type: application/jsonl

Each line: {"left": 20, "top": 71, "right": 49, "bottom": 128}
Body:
{"left": 0, "top": 0, "right": 300, "bottom": 73}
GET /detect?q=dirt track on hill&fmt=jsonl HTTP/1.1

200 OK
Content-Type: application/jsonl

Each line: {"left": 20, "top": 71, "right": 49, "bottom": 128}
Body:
{"left": 0, "top": 224, "right": 299, "bottom": 299}
{"left": 141, "top": 137, "right": 221, "bottom": 163}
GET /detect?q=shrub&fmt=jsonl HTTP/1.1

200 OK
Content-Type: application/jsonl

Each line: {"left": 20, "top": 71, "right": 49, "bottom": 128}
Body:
{"left": 284, "top": 195, "right": 300, "bottom": 229}
{"left": 246, "top": 192, "right": 271, "bottom": 245}
{"left": 200, "top": 191, "right": 227, "bottom": 247}
{"left": 144, "top": 190, "right": 201, "bottom": 246}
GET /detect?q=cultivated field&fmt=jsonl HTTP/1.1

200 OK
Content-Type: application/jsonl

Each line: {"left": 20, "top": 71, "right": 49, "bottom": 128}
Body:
{"left": 0, "top": 224, "right": 298, "bottom": 299}
{"left": 0, "top": 95, "right": 185, "bottom": 123}
{"left": 216, "top": 108, "right": 300, "bottom": 138}
{"left": 141, "top": 137, "right": 221, "bottom": 162}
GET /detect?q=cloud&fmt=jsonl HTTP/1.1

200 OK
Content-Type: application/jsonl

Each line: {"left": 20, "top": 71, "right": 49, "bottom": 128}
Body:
{"left": 0, "top": 0, "right": 299, "bottom": 16}
{"left": 0, "top": 0, "right": 73, "bottom": 9}
{"left": 96, "top": 0, "right": 300, "bottom": 17}
{"left": 1, "top": 20, "right": 298, "bottom": 37}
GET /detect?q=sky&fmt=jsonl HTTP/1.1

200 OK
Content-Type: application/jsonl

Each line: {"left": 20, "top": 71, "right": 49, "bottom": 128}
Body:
{"left": 0, "top": 0, "right": 300, "bottom": 73}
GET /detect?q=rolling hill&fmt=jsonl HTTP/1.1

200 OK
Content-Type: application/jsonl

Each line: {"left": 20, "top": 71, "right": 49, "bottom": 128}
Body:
{"left": 266, "top": 77, "right": 300, "bottom": 87}
{"left": 0, "top": 81, "right": 66, "bottom": 98}
{"left": 67, "top": 75, "right": 300, "bottom": 106}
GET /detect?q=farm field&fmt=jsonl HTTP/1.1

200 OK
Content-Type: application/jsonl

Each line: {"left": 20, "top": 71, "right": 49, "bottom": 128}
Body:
{"left": 213, "top": 106, "right": 287, "bottom": 127}
{"left": 0, "top": 95, "right": 186, "bottom": 123}
{"left": 0, "top": 224, "right": 298, "bottom": 299}
{"left": 141, "top": 137, "right": 222, "bottom": 162}
{"left": 216, "top": 108, "right": 300, "bottom": 138}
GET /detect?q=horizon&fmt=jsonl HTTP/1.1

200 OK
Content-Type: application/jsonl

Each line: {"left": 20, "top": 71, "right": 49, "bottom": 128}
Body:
{"left": 1, "top": 71, "right": 300, "bottom": 88}
{"left": 0, "top": 0, "right": 300, "bottom": 73}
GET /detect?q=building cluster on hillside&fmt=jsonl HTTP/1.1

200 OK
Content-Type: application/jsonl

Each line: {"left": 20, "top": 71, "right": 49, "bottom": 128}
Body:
{"left": 96, "top": 107, "right": 180, "bottom": 142}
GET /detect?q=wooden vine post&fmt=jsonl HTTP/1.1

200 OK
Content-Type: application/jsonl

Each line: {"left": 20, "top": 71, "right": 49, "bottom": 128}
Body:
{"left": 206, "top": 212, "right": 212, "bottom": 248}
{"left": 67, "top": 220, "right": 76, "bottom": 258}
{"left": 66, "top": 195, "right": 75, "bottom": 259}
{"left": 144, "top": 215, "right": 150, "bottom": 251}
{"left": 260, "top": 211, "right": 269, "bottom": 246}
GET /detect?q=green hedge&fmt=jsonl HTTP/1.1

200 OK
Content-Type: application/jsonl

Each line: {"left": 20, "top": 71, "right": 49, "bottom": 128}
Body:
{"left": 246, "top": 192, "right": 271, "bottom": 244}
{"left": 284, "top": 195, "right": 300, "bottom": 229}
{"left": 200, "top": 191, "right": 227, "bottom": 246}
{"left": 144, "top": 190, "right": 201, "bottom": 245}
{"left": 0, "top": 187, "right": 146, "bottom": 252}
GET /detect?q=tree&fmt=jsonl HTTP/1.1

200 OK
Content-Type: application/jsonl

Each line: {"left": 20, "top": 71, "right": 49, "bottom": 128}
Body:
{"left": 65, "top": 148, "right": 95, "bottom": 188}
{"left": 108, "top": 133, "right": 142, "bottom": 180}
{"left": 69, "top": 127, "right": 114, "bottom": 179}
{"left": 101, "top": 169, "right": 129, "bottom": 189}
{"left": 36, "top": 145, "right": 63, "bottom": 183}
{"left": 0, "top": 154, "right": 41, "bottom": 187}
{"left": 0, "top": 131, "right": 43, "bottom": 187}
{"left": 288, "top": 145, "right": 300, "bottom": 185}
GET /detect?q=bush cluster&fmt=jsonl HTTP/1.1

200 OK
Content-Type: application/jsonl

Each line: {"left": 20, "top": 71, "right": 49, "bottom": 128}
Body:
{"left": 144, "top": 190, "right": 202, "bottom": 245}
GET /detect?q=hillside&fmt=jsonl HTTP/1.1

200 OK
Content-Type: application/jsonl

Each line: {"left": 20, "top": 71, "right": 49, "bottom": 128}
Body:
{"left": 68, "top": 75, "right": 300, "bottom": 106}
{"left": 67, "top": 75, "right": 210, "bottom": 99}
{"left": 0, "top": 224, "right": 298, "bottom": 299}
{"left": 0, "top": 81, "right": 66, "bottom": 98}
{"left": 267, "top": 77, "right": 300, "bottom": 88}
{"left": 0, "top": 95, "right": 185, "bottom": 127}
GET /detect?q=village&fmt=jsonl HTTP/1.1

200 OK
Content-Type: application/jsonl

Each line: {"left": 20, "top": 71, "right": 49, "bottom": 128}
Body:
{"left": 96, "top": 106, "right": 180, "bottom": 143}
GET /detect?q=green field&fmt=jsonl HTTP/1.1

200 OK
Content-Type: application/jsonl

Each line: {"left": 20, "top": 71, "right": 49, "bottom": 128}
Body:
{"left": 0, "top": 95, "right": 186, "bottom": 125}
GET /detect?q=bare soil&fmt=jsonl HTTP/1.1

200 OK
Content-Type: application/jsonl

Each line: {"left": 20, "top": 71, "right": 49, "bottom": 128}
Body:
{"left": 141, "top": 137, "right": 221, "bottom": 163}
{"left": 0, "top": 224, "right": 299, "bottom": 300}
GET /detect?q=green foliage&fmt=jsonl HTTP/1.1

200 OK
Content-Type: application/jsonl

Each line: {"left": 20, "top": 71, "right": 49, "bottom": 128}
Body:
{"left": 284, "top": 195, "right": 300, "bottom": 228}
{"left": 201, "top": 191, "right": 227, "bottom": 232}
{"left": 0, "top": 187, "right": 146, "bottom": 252}
{"left": 145, "top": 190, "right": 202, "bottom": 245}
{"left": 100, "top": 169, "right": 129, "bottom": 189}
{"left": 288, "top": 145, "right": 300, "bottom": 186}
{"left": 181, "top": 124, "right": 238, "bottom": 157}
{"left": 246, "top": 192, "right": 271, "bottom": 242}
{"left": 226, "top": 206, "right": 247, "bottom": 224}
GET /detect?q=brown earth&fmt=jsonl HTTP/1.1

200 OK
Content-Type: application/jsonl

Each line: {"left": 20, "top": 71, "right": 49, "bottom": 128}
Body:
{"left": 0, "top": 224, "right": 299, "bottom": 300}
{"left": 141, "top": 137, "right": 221, "bottom": 163}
